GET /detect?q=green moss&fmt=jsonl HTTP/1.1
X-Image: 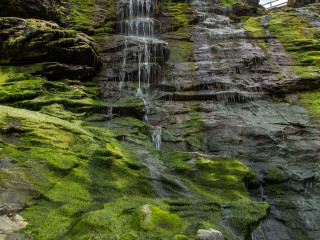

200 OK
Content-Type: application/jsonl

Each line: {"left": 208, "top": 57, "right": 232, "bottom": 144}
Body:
{"left": 40, "top": 104, "right": 86, "bottom": 120}
{"left": 244, "top": 17, "right": 266, "bottom": 38}
{"left": 246, "top": 171, "right": 258, "bottom": 187}
{"left": 158, "top": 152, "right": 269, "bottom": 239}
{"left": 0, "top": 66, "right": 48, "bottom": 103}
{"left": 0, "top": 66, "right": 103, "bottom": 116}
{"left": 166, "top": 1, "right": 194, "bottom": 30}
{"left": 140, "top": 205, "right": 183, "bottom": 233}
{"left": 195, "top": 156, "right": 250, "bottom": 200}
{"left": 61, "top": 0, "right": 117, "bottom": 33}
{"left": 174, "top": 234, "right": 191, "bottom": 240}
{"left": 243, "top": 17, "right": 270, "bottom": 53}
{"left": 265, "top": 168, "right": 281, "bottom": 183}
{"left": 62, "top": 0, "right": 96, "bottom": 32}
{"left": 159, "top": 151, "right": 191, "bottom": 174}
{"left": 269, "top": 12, "right": 320, "bottom": 80}
{"left": 183, "top": 104, "right": 204, "bottom": 150}
{"left": 163, "top": 1, "right": 194, "bottom": 65}
{"left": 167, "top": 40, "right": 194, "bottom": 64}
{"left": 220, "top": 0, "right": 238, "bottom": 6}
{"left": 0, "top": 105, "right": 269, "bottom": 240}
{"left": 300, "top": 90, "right": 320, "bottom": 118}
{"left": 0, "top": 105, "right": 153, "bottom": 239}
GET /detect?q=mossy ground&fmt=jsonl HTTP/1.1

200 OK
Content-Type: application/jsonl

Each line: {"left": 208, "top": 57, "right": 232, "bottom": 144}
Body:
{"left": 0, "top": 103, "right": 269, "bottom": 239}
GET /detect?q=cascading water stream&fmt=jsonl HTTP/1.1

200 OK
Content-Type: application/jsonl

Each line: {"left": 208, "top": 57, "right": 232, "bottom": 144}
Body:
{"left": 118, "top": 0, "right": 167, "bottom": 149}
{"left": 151, "top": 126, "right": 162, "bottom": 150}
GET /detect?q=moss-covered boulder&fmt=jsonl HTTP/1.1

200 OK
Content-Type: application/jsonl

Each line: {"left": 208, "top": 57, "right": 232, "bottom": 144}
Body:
{"left": 139, "top": 204, "right": 183, "bottom": 233}
{"left": 0, "top": 17, "right": 101, "bottom": 68}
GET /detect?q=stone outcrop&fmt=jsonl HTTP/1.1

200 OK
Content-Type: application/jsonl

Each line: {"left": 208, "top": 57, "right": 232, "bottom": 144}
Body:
{"left": 0, "top": 0, "right": 61, "bottom": 22}
{"left": 287, "top": 0, "right": 317, "bottom": 8}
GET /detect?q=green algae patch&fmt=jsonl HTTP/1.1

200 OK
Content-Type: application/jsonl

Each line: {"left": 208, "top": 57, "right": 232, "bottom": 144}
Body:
{"left": 268, "top": 11, "right": 320, "bottom": 80}
{"left": 300, "top": 90, "right": 320, "bottom": 118}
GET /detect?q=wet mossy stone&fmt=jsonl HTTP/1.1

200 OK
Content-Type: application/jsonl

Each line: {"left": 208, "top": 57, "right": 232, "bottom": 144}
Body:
{"left": 268, "top": 11, "right": 320, "bottom": 81}
{"left": 0, "top": 17, "right": 101, "bottom": 68}
{"left": 0, "top": 104, "right": 269, "bottom": 240}
{"left": 0, "top": 66, "right": 103, "bottom": 116}
{"left": 174, "top": 234, "right": 191, "bottom": 240}
{"left": 265, "top": 167, "right": 282, "bottom": 183}
{"left": 165, "top": 0, "right": 195, "bottom": 31}
{"left": 300, "top": 90, "right": 320, "bottom": 118}
{"left": 60, "top": 0, "right": 118, "bottom": 34}
{"left": 139, "top": 204, "right": 183, "bottom": 233}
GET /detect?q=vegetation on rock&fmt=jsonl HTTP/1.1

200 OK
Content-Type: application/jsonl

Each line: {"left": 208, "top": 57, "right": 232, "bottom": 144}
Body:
{"left": 2, "top": 0, "right": 320, "bottom": 240}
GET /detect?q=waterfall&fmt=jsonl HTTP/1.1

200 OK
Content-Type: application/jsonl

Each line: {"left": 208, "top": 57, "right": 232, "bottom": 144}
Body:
{"left": 118, "top": 0, "right": 167, "bottom": 149}
{"left": 107, "top": 107, "right": 113, "bottom": 119}
{"left": 117, "top": 0, "right": 167, "bottom": 90}
{"left": 151, "top": 126, "right": 162, "bottom": 150}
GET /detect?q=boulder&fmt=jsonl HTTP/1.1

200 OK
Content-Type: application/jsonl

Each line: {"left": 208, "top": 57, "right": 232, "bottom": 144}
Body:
{"left": 196, "top": 229, "right": 225, "bottom": 240}
{"left": 0, "top": 0, "right": 61, "bottom": 22}
{"left": 0, "top": 17, "right": 101, "bottom": 68}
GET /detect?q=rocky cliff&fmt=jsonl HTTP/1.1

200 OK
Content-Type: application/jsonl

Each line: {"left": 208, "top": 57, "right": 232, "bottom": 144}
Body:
{"left": 0, "top": 0, "right": 320, "bottom": 240}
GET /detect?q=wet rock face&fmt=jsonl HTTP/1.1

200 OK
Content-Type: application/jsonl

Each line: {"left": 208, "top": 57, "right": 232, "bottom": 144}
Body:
{"left": 142, "top": 1, "right": 320, "bottom": 239}
{"left": 0, "top": 0, "right": 61, "bottom": 22}
{"left": 244, "top": 0, "right": 260, "bottom": 7}
{"left": 287, "top": 0, "right": 316, "bottom": 8}
{"left": 210, "top": 5, "right": 261, "bottom": 16}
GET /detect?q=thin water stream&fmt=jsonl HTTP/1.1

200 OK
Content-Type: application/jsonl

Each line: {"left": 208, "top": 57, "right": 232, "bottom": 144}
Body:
{"left": 118, "top": 0, "right": 166, "bottom": 150}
